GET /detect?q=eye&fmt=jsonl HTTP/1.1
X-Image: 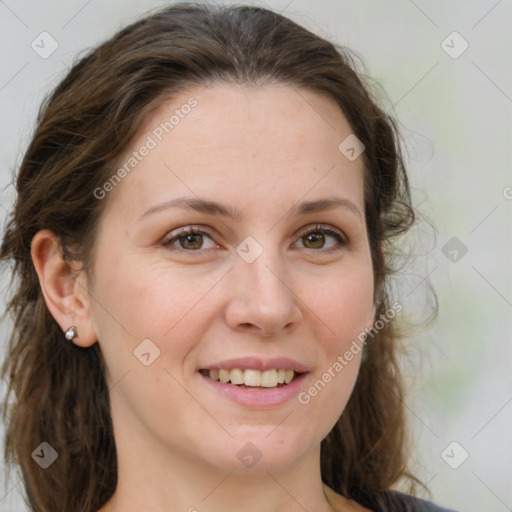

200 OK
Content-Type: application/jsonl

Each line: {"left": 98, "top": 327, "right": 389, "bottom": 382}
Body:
{"left": 161, "top": 223, "right": 348, "bottom": 253}
{"left": 161, "top": 226, "right": 217, "bottom": 251}
{"left": 295, "top": 224, "right": 347, "bottom": 251}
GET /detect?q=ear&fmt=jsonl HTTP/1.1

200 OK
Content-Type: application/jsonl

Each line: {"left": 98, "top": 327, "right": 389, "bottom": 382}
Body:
{"left": 31, "top": 229, "right": 97, "bottom": 348}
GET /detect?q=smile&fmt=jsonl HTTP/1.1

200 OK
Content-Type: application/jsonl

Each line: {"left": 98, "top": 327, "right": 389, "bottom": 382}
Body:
{"left": 197, "top": 356, "right": 309, "bottom": 407}
{"left": 199, "top": 368, "right": 302, "bottom": 388}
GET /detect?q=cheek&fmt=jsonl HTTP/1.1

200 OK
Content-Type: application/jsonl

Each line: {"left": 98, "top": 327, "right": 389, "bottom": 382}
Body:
{"left": 92, "top": 250, "right": 216, "bottom": 337}
{"left": 312, "top": 263, "right": 374, "bottom": 346}
{"left": 295, "top": 264, "right": 372, "bottom": 420}
{"left": 89, "top": 250, "right": 229, "bottom": 388}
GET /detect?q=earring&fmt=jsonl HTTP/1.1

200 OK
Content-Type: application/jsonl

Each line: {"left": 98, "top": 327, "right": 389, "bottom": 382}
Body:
{"left": 64, "top": 326, "right": 78, "bottom": 341}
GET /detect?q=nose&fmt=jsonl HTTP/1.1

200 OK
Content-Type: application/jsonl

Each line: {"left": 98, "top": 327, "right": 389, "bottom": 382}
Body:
{"left": 224, "top": 247, "right": 303, "bottom": 337}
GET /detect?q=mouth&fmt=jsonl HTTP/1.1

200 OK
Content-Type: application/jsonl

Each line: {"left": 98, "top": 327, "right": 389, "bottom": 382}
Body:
{"left": 199, "top": 368, "right": 304, "bottom": 389}
{"left": 197, "top": 357, "right": 310, "bottom": 407}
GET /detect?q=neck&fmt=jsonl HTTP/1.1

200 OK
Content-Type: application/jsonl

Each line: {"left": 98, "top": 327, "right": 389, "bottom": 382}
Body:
{"left": 99, "top": 426, "right": 341, "bottom": 512}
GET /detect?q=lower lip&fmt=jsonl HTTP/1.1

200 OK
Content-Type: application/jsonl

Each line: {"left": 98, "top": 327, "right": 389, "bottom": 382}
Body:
{"left": 199, "top": 372, "right": 308, "bottom": 408}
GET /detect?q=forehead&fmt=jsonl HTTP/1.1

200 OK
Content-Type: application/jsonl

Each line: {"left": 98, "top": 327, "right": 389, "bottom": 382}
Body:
{"left": 102, "top": 83, "right": 365, "bottom": 219}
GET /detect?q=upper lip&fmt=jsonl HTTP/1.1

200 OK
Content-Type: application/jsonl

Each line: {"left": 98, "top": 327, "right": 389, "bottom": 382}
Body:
{"left": 199, "top": 357, "right": 309, "bottom": 373}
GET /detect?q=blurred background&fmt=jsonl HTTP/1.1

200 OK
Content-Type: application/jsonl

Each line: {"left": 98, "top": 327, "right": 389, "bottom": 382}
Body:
{"left": 0, "top": 1, "right": 510, "bottom": 510}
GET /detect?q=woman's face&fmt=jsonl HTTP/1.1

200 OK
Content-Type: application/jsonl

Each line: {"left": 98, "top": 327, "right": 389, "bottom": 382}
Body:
{"left": 86, "top": 83, "right": 375, "bottom": 473}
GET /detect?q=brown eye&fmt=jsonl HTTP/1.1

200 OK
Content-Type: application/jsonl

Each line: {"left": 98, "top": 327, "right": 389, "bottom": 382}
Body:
{"left": 296, "top": 224, "right": 347, "bottom": 250}
{"left": 178, "top": 233, "right": 204, "bottom": 250}
{"left": 302, "top": 231, "right": 325, "bottom": 249}
{"left": 162, "top": 227, "right": 216, "bottom": 251}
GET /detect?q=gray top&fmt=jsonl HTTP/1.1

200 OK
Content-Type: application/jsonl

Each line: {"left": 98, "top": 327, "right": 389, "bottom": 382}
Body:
{"left": 358, "top": 491, "right": 459, "bottom": 512}
{"left": 399, "top": 494, "right": 458, "bottom": 512}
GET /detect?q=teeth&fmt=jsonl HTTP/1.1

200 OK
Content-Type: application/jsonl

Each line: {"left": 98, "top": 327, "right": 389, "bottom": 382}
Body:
{"left": 219, "top": 369, "right": 230, "bottom": 383}
{"left": 230, "top": 368, "right": 244, "bottom": 385}
{"left": 260, "top": 369, "right": 277, "bottom": 388}
{"left": 244, "top": 369, "right": 261, "bottom": 387}
{"left": 205, "top": 368, "right": 300, "bottom": 387}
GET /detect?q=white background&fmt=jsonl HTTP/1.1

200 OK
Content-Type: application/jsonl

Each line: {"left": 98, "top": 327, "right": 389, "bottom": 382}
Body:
{"left": 0, "top": 1, "right": 511, "bottom": 511}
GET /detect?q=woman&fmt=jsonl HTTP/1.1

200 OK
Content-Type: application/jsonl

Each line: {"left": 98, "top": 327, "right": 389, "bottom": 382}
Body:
{"left": 1, "top": 3, "right": 457, "bottom": 512}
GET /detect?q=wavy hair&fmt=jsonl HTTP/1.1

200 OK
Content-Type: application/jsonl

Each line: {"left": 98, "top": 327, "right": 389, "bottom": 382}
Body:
{"left": 1, "top": 3, "right": 434, "bottom": 511}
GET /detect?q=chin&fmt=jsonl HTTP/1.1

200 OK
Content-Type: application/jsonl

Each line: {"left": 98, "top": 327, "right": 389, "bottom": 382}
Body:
{"left": 196, "top": 431, "right": 314, "bottom": 473}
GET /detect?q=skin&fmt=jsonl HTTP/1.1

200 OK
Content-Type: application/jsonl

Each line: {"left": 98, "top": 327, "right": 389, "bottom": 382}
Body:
{"left": 32, "top": 83, "right": 375, "bottom": 512}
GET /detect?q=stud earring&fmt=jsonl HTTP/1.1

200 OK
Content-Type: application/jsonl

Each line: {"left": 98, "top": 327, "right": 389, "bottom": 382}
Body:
{"left": 64, "top": 326, "right": 78, "bottom": 341}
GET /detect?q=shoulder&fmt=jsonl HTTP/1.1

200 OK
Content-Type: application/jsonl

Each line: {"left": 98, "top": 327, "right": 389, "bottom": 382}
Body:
{"left": 323, "top": 485, "right": 459, "bottom": 512}
{"left": 376, "top": 491, "right": 459, "bottom": 512}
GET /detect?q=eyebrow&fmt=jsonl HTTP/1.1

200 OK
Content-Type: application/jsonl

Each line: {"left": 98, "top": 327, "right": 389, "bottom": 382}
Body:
{"left": 137, "top": 195, "right": 362, "bottom": 221}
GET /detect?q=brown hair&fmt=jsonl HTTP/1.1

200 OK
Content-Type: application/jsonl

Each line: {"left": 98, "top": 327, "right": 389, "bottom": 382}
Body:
{"left": 1, "top": 3, "right": 434, "bottom": 511}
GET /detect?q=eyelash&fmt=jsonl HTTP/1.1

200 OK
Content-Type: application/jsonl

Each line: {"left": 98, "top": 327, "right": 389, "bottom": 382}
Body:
{"left": 161, "top": 224, "right": 348, "bottom": 253}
